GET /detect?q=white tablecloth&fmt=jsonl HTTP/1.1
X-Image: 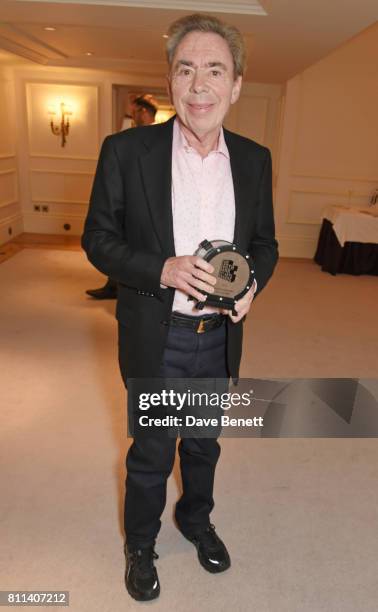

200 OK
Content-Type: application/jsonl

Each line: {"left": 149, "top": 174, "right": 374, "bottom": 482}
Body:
{"left": 322, "top": 206, "right": 378, "bottom": 247}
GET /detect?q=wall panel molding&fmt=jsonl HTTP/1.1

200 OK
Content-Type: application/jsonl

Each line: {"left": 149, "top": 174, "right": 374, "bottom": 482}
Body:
{"left": 0, "top": 200, "right": 18, "bottom": 209}
{"left": 286, "top": 188, "right": 370, "bottom": 225}
{"left": 258, "top": 96, "right": 269, "bottom": 145}
{"left": 29, "top": 154, "right": 98, "bottom": 161}
{"left": 30, "top": 168, "right": 93, "bottom": 204}
{"left": 291, "top": 172, "right": 378, "bottom": 183}
{"left": 0, "top": 168, "right": 17, "bottom": 175}
{"left": 0, "top": 212, "right": 23, "bottom": 247}
{"left": 30, "top": 198, "right": 89, "bottom": 205}
{"left": 24, "top": 211, "right": 85, "bottom": 220}
{"left": 289, "top": 73, "right": 377, "bottom": 181}
{"left": 26, "top": 81, "right": 99, "bottom": 159}
{"left": 238, "top": 95, "right": 269, "bottom": 144}
{"left": 0, "top": 169, "right": 18, "bottom": 208}
{"left": 31, "top": 169, "right": 94, "bottom": 176}
{"left": 289, "top": 74, "right": 304, "bottom": 179}
{"left": 0, "top": 212, "right": 23, "bottom": 227}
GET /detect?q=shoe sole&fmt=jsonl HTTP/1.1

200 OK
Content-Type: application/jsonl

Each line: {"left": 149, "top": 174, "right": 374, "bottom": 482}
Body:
{"left": 86, "top": 294, "right": 117, "bottom": 299}
{"left": 126, "top": 583, "right": 160, "bottom": 601}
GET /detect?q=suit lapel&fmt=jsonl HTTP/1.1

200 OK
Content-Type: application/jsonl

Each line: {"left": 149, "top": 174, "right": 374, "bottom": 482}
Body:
{"left": 139, "top": 117, "right": 176, "bottom": 258}
{"left": 224, "top": 129, "right": 256, "bottom": 249}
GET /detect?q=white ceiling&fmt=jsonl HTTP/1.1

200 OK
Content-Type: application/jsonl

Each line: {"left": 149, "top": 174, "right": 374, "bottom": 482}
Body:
{"left": 0, "top": 0, "right": 377, "bottom": 82}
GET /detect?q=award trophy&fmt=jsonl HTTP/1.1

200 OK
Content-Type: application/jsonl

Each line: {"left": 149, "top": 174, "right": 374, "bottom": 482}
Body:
{"left": 190, "top": 239, "right": 256, "bottom": 316}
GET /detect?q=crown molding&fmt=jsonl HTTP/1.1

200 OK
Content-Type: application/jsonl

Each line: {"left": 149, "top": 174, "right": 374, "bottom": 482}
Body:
{"left": 43, "top": 55, "right": 168, "bottom": 77}
{"left": 15, "top": 0, "right": 267, "bottom": 16}
{"left": 7, "top": 23, "right": 67, "bottom": 59}
{"left": 0, "top": 23, "right": 67, "bottom": 65}
{"left": 0, "top": 34, "right": 48, "bottom": 65}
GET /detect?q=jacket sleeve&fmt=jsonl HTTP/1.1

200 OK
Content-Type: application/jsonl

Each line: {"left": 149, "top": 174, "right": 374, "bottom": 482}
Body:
{"left": 81, "top": 135, "right": 166, "bottom": 294}
{"left": 248, "top": 148, "right": 279, "bottom": 298}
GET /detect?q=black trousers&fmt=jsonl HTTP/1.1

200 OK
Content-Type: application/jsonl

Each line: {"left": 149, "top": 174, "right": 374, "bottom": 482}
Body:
{"left": 118, "top": 318, "right": 229, "bottom": 550}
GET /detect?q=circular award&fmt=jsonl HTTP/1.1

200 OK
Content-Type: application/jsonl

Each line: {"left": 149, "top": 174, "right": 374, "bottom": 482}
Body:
{"left": 192, "top": 239, "right": 255, "bottom": 314}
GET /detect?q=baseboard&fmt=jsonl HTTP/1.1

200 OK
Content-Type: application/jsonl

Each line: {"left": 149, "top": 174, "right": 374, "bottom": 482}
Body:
{"left": 22, "top": 212, "right": 85, "bottom": 236}
{"left": 277, "top": 234, "right": 317, "bottom": 259}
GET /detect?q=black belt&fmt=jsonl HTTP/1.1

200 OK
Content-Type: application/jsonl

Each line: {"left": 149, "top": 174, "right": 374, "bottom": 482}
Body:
{"left": 169, "top": 312, "right": 226, "bottom": 334}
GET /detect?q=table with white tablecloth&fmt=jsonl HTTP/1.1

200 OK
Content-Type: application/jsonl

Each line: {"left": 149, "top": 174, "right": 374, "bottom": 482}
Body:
{"left": 314, "top": 205, "right": 378, "bottom": 275}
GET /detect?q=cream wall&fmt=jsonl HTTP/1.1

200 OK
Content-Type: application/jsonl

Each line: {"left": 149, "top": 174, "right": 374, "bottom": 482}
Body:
{"left": 1, "top": 62, "right": 282, "bottom": 243}
{"left": 275, "top": 22, "right": 378, "bottom": 258}
{"left": 0, "top": 66, "right": 23, "bottom": 245}
{"left": 224, "top": 80, "right": 283, "bottom": 182}
{"left": 10, "top": 65, "right": 167, "bottom": 239}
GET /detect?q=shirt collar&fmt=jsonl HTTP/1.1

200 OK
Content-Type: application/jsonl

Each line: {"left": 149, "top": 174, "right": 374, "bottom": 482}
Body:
{"left": 173, "top": 117, "right": 230, "bottom": 159}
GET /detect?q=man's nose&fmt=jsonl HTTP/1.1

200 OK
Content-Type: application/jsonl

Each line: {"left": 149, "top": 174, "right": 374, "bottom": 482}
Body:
{"left": 190, "top": 70, "right": 208, "bottom": 93}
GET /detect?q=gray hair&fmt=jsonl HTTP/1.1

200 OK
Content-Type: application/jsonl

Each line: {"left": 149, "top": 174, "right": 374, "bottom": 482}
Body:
{"left": 166, "top": 13, "right": 246, "bottom": 79}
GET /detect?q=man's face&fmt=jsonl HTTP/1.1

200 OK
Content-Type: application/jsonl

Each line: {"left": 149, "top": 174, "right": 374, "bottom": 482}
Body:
{"left": 167, "top": 31, "right": 242, "bottom": 139}
{"left": 131, "top": 103, "right": 154, "bottom": 127}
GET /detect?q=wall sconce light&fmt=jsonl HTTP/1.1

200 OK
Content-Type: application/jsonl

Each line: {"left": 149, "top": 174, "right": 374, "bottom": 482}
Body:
{"left": 48, "top": 102, "right": 72, "bottom": 147}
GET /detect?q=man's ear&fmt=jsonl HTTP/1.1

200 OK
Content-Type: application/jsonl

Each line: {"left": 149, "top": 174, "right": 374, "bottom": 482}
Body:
{"left": 231, "top": 75, "right": 242, "bottom": 105}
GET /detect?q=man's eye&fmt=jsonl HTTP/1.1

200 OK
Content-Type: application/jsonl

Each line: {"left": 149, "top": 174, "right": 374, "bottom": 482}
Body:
{"left": 211, "top": 70, "right": 221, "bottom": 77}
{"left": 179, "top": 68, "right": 191, "bottom": 76}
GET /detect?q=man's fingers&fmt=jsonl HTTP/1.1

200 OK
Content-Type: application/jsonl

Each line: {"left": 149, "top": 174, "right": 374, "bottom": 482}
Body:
{"left": 193, "top": 279, "right": 215, "bottom": 294}
{"left": 229, "top": 290, "right": 255, "bottom": 321}
{"left": 233, "top": 289, "right": 254, "bottom": 313}
{"left": 180, "top": 272, "right": 214, "bottom": 296}
{"left": 181, "top": 281, "right": 207, "bottom": 302}
{"left": 228, "top": 311, "right": 243, "bottom": 323}
{"left": 192, "top": 256, "right": 214, "bottom": 274}
{"left": 192, "top": 266, "right": 217, "bottom": 286}
{"left": 188, "top": 265, "right": 216, "bottom": 293}
{"left": 160, "top": 256, "right": 217, "bottom": 298}
{"left": 233, "top": 300, "right": 245, "bottom": 315}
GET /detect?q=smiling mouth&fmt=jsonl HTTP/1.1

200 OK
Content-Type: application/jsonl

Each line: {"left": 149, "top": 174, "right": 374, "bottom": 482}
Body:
{"left": 187, "top": 103, "right": 214, "bottom": 112}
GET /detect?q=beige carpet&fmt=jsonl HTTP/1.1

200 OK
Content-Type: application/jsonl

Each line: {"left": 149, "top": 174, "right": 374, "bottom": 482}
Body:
{"left": 1, "top": 248, "right": 377, "bottom": 611}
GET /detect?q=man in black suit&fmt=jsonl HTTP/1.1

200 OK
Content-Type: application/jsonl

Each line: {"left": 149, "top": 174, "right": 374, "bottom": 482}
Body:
{"left": 82, "top": 13, "right": 278, "bottom": 602}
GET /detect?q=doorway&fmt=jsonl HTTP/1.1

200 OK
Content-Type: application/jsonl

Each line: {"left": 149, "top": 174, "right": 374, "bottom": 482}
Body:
{"left": 112, "top": 84, "right": 175, "bottom": 133}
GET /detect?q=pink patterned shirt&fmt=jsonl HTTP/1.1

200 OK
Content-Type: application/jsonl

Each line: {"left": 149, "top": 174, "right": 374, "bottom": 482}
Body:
{"left": 171, "top": 118, "right": 236, "bottom": 315}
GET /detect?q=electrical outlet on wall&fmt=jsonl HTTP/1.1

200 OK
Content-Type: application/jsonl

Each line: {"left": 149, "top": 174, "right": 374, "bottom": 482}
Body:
{"left": 42, "top": 205, "right": 49, "bottom": 212}
{"left": 34, "top": 205, "right": 41, "bottom": 212}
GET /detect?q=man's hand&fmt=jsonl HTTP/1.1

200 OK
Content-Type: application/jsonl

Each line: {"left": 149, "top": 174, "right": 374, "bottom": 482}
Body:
{"left": 161, "top": 256, "right": 217, "bottom": 301}
{"left": 220, "top": 284, "right": 256, "bottom": 323}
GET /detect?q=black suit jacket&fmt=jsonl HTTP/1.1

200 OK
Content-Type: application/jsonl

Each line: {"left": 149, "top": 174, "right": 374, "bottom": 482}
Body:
{"left": 82, "top": 116, "right": 278, "bottom": 380}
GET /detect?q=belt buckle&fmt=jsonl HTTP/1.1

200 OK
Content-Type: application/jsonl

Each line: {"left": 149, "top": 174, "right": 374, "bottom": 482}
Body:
{"left": 197, "top": 318, "right": 206, "bottom": 334}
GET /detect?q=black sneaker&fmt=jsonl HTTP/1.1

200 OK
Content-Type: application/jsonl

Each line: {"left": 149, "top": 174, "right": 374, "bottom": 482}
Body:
{"left": 125, "top": 545, "right": 160, "bottom": 601}
{"left": 85, "top": 286, "right": 117, "bottom": 299}
{"left": 183, "top": 524, "right": 231, "bottom": 573}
